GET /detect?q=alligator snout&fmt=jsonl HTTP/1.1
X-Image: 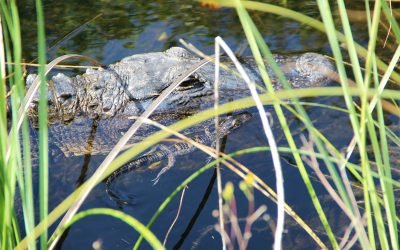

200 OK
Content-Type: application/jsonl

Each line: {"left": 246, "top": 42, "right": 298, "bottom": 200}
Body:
{"left": 26, "top": 73, "right": 79, "bottom": 120}
{"left": 30, "top": 92, "right": 74, "bottom": 106}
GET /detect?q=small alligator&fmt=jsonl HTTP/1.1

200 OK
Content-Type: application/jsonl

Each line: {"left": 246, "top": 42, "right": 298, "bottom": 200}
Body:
{"left": 25, "top": 47, "right": 335, "bottom": 122}
{"left": 105, "top": 111, "right": 252, "bottom": 199}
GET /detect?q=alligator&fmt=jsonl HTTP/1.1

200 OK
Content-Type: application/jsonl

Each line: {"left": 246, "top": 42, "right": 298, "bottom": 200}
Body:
{"left": 105, "top": 111, "right": 252, "bottom": 199}
{"left": 22, "top": 47, "right": 335, "bottom": 197}
{"left": 25, "top": 47, "right": 336, "bottom": 123}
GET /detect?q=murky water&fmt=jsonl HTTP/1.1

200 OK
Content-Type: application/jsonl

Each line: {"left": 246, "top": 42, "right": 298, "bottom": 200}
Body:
{"left": 17, "top": 0, "right": 399, "bottom": 249}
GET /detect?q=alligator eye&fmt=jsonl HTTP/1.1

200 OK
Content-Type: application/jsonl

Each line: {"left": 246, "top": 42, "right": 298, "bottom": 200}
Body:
{"left": 232, "top": 119, "right": 241, "bottom": 128}
{"left": 178, "top": 79, "right": 197, "bottom": 90}
{"left": 59, "top": 93, "right": 72, "bottom": 102}
{"left": 177, "top": 76, "right": 205, "bottom": 91}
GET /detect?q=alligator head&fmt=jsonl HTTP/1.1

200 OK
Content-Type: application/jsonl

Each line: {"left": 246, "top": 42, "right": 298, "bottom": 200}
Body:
{"left": 57, "top": 47, "right": 205, "bottom": 117}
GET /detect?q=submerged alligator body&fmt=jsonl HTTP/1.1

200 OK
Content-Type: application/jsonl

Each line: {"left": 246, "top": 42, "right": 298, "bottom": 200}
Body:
{"left": 105, "top": 111, "right": 252, "bottom": 198}
{"left": 26, "top": 47, "right": 336, "bottom": 122}
{"left": 40, "top": 112, "right": 220, "bottom": 157}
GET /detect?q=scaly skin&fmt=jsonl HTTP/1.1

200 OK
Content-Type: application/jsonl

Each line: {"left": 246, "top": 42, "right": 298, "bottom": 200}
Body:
{"left": 105, "top": 111, "right": 252, "bottom": 199}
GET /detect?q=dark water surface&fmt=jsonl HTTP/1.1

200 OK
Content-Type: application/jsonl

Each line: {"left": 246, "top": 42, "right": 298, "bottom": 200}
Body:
{"left": 18, "top": 1, "right": 399, "bottom": 249}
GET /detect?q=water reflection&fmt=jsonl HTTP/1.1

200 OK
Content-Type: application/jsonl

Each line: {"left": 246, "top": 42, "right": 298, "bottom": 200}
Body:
{"left": 20, "top": 0, "right": 333, "bottom": 63}
{"left": 19, "top": 0, "right": 398, "bottom": 68}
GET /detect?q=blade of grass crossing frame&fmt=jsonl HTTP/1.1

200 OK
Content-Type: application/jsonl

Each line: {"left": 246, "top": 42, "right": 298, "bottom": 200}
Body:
{"left": 373, "top": 45, "right": 400, "bottom": 249}
{"left": 35, "top": 0, "right": 49, "bottom": 249}
{"left": 0, "top": 10, "right": 11, "bottom": 248}
{"left": 0, "top": 18, "right": 6, "bottom": 147}
{"left": 10, "top": 1, "right": 26, "bottom": 249}
{"left": 335, "top": 0, "right": 364, "bottom": 85}
{"left": 365, "top": 112, "right": 390, "bottom": 250}
{"left": 376, "top": 99, "right": 399, "bottom": 249}
{"left": 0, "top": 9, "right": 7, "bottom": 214}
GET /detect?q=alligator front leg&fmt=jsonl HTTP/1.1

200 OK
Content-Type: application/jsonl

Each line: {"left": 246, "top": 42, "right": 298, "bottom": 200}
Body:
{"left": 151, "top": 144, "right": 177, "bottom": 185}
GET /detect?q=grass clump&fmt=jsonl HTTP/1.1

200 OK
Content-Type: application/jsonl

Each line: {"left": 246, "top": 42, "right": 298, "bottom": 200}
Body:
{"left": 1, "top": 0, "right": 36, "bottom": 249}
{"left": 211, "top": 0, "right": 400, "bottom": 249}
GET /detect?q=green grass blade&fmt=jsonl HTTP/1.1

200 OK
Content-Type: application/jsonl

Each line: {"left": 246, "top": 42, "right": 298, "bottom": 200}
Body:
{"left": 377, "top": 107, "right": 399, "bottom": 249}
{"left": 336, "top": 0, "right": 364, "bottom": 87}
{"left": 34, "top": 0, "right": 49, "bottom": 249}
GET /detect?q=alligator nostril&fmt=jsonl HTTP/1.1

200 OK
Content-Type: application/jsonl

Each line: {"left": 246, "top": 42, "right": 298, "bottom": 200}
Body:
{"left": 94, "top": 85, "right": 102, "bottom": 91}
